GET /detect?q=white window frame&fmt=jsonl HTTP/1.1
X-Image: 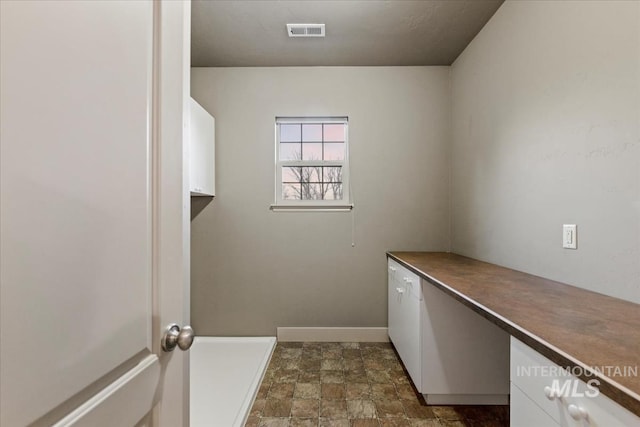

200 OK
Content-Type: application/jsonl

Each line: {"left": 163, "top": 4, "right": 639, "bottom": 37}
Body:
{"left": 272, "top": 116, "right": 351, "bottom": 211}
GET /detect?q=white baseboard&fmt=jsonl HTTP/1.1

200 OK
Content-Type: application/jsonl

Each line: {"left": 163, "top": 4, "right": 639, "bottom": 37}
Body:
{"left": 277, "top": 327, "right": 389, "bottom": 342}
{"left": 424, "top": 394, "right": 509, "bottom": 405}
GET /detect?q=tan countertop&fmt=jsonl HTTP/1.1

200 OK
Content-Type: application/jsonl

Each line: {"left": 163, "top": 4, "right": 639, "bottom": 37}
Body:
{"left": 387, "top": 251, "right": 640, "bottom": 417}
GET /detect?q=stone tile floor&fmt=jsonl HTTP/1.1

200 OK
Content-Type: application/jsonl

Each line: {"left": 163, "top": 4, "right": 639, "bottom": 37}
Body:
{"left": 245, "top": 342, "right": 508, "bottom": 427}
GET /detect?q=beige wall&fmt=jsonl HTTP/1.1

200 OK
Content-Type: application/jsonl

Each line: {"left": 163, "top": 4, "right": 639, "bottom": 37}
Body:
{"left": 191, "top": 67, "right": 451, "bottom": 335}
{"left": 451, "top": 1, "right": 640, "bottom": 303}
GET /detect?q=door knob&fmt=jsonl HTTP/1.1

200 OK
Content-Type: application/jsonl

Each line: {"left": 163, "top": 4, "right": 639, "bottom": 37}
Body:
{"left": 161, "top": 323, "right": 195, "bottom": 352}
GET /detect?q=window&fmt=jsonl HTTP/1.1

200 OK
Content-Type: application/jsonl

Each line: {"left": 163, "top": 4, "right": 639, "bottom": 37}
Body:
{"left": 273, "top": 117, "right": 351, "bottom": 210}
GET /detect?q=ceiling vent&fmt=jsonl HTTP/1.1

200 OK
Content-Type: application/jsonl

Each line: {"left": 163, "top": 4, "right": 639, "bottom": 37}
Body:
{"left": 286, "top": 23, "right": 325, "bottom": 38}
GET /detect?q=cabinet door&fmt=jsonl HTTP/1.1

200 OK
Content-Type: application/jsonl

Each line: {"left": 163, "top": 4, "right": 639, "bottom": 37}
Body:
{"left": 387, "top": 259, "right": 422, "bottom": 389}
{"left": 388, "top": 261, "right": 401, "bottom": 345}
{"left": 190, "top": 98, "right": 215, "bottom": 196}
{"left": 511, "top": 383, "right": 560, "bottom": 427}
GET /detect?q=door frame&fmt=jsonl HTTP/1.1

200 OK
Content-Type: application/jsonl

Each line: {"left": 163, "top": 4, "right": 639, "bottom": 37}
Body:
{"left": 151, "top": 1, "right": 192, "bottom": 426}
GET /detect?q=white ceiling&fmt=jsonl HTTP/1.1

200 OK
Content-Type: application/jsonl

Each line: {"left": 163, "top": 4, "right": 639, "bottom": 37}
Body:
{"left": 191, "top": 0, "right": 504, "bottom": 67}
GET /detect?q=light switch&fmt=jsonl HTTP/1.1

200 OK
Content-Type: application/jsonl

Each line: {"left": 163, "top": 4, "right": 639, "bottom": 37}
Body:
{"left": 563, "top": 224, "right": 577, "bottom": 249}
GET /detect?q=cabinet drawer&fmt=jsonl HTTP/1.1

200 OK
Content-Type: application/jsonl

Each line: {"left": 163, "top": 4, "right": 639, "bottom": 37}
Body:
{"left": 511, "top": 337, "right": 640, "bottom": 427}
{"left": 388, "top": 258, "right": 421, "bottom": 300}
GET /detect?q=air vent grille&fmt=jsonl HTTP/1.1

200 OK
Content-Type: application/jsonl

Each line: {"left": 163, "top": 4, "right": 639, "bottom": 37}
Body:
{"left": 286, "top": 23, "right": 325, "bottom": 38}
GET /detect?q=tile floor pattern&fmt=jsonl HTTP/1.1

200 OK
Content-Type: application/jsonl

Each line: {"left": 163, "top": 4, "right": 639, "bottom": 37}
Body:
{"left": 245, "top": 342, "right": 508, "bottom": 427}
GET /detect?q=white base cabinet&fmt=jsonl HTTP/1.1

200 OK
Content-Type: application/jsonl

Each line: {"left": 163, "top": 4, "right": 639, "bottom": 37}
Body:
{"left": 510, "top": 337, "right": 640, "bottom": 427}
{"left": 387, "top": 257, "right": 510, "bottom": 405}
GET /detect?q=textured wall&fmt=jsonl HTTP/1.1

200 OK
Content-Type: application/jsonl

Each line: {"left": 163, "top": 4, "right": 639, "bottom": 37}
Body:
{"left": 451, "top": 1, "right": 640, "bottom": 303}
{"left": 191, "top": 67, "right": 451, "bottom": 335}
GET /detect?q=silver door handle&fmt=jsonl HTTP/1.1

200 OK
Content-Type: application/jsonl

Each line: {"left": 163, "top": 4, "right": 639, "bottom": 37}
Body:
{"left": 161, "top": 323, "right": 195, "bottom": 352}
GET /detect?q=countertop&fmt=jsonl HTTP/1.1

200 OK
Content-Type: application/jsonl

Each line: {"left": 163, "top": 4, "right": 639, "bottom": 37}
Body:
{"left": 387, "top": 251, "right": 640, "bottom": 417}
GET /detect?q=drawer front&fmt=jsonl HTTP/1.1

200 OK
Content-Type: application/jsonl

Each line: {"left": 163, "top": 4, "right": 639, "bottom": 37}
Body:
{"left": 511, "top": 337, "right": 640, "bottom": 426}
{"left": 388, "top": 258, "right": 421, "bottom": 300}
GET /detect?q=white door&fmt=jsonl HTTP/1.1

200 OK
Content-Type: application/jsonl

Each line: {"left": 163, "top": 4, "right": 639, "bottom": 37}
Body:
{"left": 0, "top": 1, "right": 191, "bottom": 426}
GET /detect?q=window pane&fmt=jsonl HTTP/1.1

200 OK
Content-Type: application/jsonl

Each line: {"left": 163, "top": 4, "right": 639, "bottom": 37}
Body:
{"left": 323, "top": 166, "right": 342, "bottom": 183}
{"left": 280, "top": 124, "right": 301, "bottom": 142}
{"left": 279, "top": 142, "right": 301, "bottom": 160}
{"left": 300, "top": 166, "right": 321, "bottom": 183}
{"left": 282, "top": 167, "right": 301, "bottom": 183}
{"left": 302, "top": 124, "right": 322, "bottom": 142}
{"left": 323, "top": 183, "right": 343, "bottom": 200}
{"left": 323, "top": 142, "right": 344, "bottom": 161}
{"left": 302, "top": 143, "right": 322, "bottom": 160}
{"left": 324, "top": 124, "right": 345, "bottom": 142}
{"left": 301, "top": 183, "right": 323, "bottom": 200}
{"left": 282, "top": 184, "right": 301, "bottom": 200}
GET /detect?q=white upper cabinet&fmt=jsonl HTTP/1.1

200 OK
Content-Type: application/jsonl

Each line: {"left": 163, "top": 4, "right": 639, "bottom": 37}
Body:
{"left": 190, "top": 97, "right": 215, "bottom": 196}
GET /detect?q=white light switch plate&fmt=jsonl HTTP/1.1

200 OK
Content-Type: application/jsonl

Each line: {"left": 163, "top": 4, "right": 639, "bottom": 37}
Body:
{"left": 563, "top": 224, "right": 577, "bottom": 249}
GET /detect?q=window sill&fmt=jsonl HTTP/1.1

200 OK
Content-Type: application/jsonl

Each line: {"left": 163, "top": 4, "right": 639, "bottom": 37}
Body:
{"left": 269, "top": 204, "right": 354, "bottom": 212}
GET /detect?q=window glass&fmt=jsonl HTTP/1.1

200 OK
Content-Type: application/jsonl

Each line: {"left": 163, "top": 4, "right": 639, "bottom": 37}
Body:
{"left": 302, "top": 124, "right": 322, "bottom": 142}
{"left": 323, "top": 142, "right": 344, "bottom": 161}
{"left": 282, "top": 167, "right": 301, "bottom": 182}
{"left": 323, "top": 124, "right": 345, "bottom": 142}
{"left": 280, "top": 124, "right": 301, "bottom": 142}
{"left": 280, "top": 143, "right": 301, "bottom": 161}
{"left": 323, "top": 184, "right": 343, "bottom": 200}
{"left": 302, "top": 143, "right": 322, "bottom": 161}
{"left": 323, "top": 166, "right": 342, "bottom": 183}
{"left": 282, "top": 184, "right": 301, "bottom": 200}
